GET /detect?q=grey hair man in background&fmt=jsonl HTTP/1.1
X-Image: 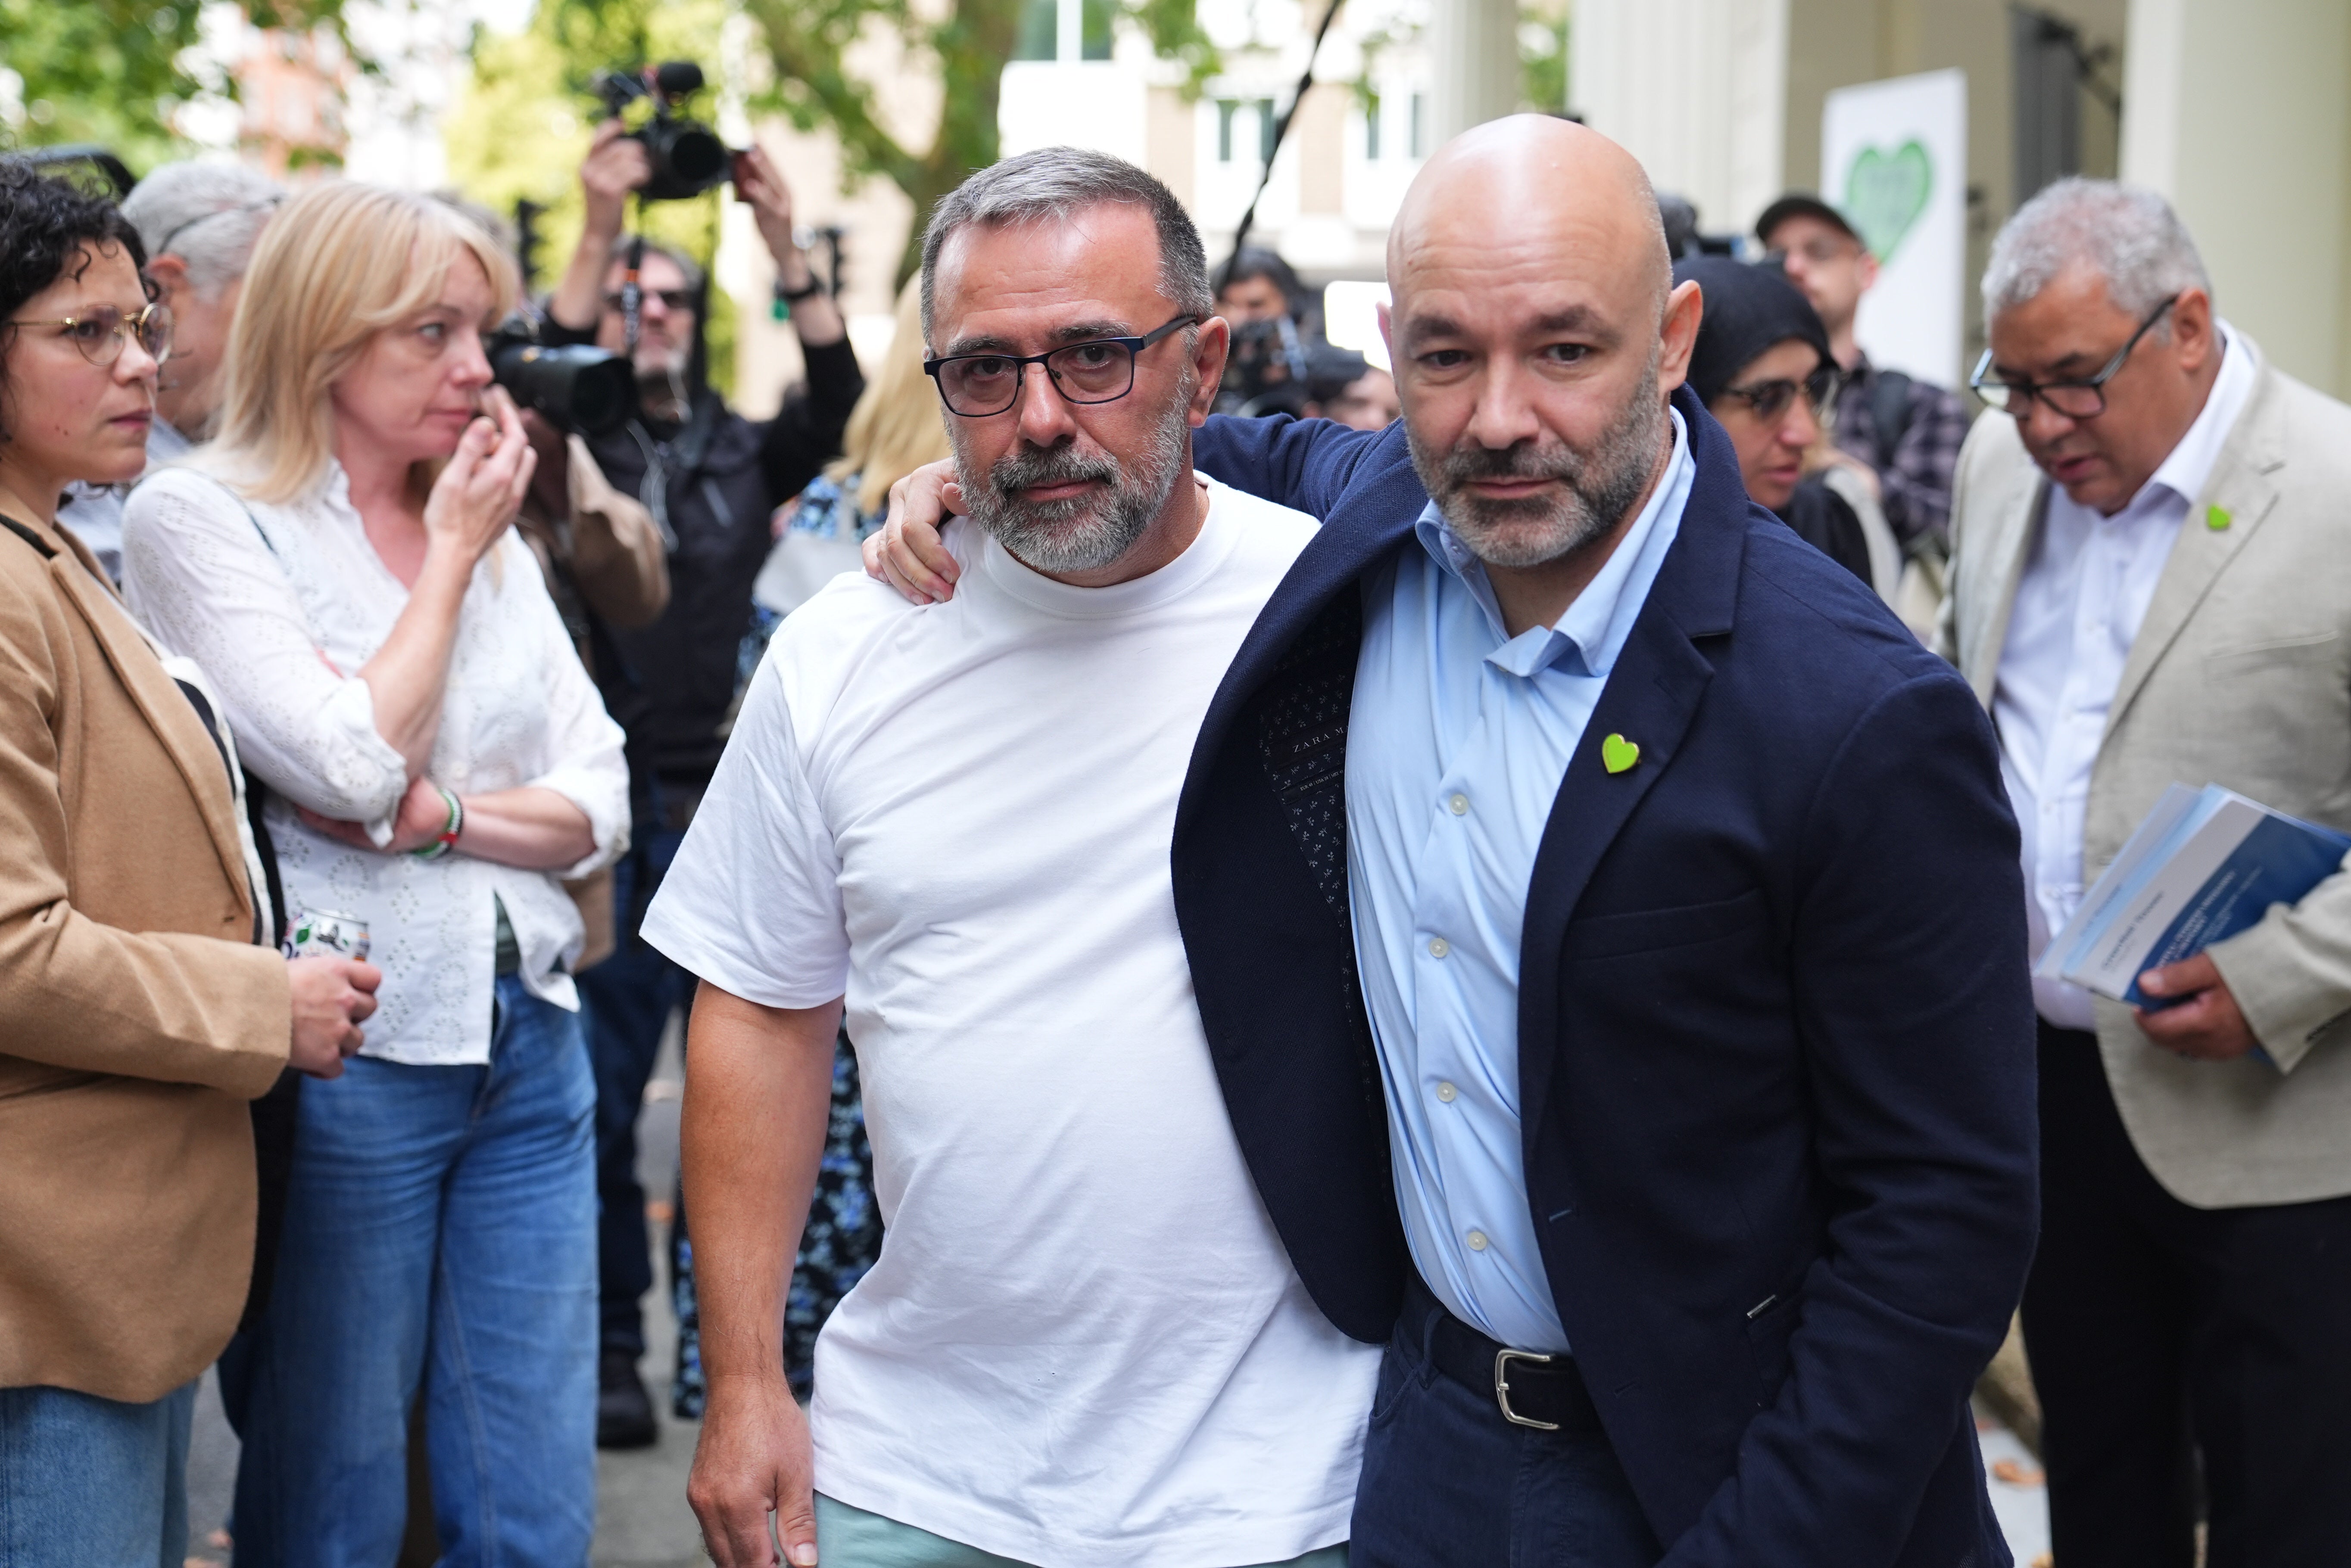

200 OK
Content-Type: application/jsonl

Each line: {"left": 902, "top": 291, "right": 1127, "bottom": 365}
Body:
{"left": 57, "top": 161, "right": 282, "bottom": 580}
{"left": 1940, "top": 176, "right": 2351, "bottom": 1567}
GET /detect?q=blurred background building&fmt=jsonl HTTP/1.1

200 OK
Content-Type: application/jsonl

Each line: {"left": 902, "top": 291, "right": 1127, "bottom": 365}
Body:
{"left": 2, "top": 0, "right": 2343, "bottom": 398}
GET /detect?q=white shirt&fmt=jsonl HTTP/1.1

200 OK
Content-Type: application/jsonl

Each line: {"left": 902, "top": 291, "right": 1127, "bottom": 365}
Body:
{"left": 1347, "top": 411, "right": 1695, "bottom": 1353}
{"left": 642, "top": 480, "right": 1379, "bottom": 1568}
{"left": 122, "top": 461, "right": 630, "bottom": 1063}
{"left": 1993, "top": 324, "right": 2258, "bottom": 1027}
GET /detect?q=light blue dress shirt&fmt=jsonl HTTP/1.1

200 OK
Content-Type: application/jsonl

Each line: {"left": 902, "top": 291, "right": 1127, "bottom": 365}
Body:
{"left": 1345, "top": 409, "right": 1696, "bottom": 1353}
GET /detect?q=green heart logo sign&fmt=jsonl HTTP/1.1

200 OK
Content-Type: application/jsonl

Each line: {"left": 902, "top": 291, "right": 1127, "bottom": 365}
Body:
{"left": 1842, "top": 139, "right": 1933, "bottom": 263}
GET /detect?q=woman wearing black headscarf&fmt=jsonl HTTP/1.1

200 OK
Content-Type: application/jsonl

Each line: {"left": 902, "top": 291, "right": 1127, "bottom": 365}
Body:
{"left": 1673, "top": 254, "right": 1898, "bottom": 598}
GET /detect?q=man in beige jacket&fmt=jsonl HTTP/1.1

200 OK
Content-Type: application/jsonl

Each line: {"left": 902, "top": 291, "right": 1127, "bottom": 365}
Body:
{"left": 1941, "top": 177, "right": 2351, "bottom": 1568}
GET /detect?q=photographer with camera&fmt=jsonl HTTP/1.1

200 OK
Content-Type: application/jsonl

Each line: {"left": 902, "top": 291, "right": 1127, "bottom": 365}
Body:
{"left": 540, "top": 106, "right": 864, "bottom": 1449}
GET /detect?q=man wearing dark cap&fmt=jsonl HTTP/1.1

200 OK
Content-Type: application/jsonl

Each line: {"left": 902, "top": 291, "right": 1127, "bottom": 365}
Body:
{"left": 1758, "top": 193, "right": 1973, "bottom": 548}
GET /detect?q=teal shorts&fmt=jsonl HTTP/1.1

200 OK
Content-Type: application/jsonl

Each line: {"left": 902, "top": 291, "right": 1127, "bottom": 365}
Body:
{"left": 813, "top": 1493, "right": 1350, "bottom": 1568}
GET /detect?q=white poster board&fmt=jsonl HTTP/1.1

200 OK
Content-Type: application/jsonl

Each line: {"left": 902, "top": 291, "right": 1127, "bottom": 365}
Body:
{"left": 1821, "top": 68, "right": 1967, "bottom": 385}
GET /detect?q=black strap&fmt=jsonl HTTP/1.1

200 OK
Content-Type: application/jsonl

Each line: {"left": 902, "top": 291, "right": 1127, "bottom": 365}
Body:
{"left": 1869, "top": 368, "right": 1915, "bottom": 472}
{"left": 0, "top": 513, "right": 58, "bottom": 560}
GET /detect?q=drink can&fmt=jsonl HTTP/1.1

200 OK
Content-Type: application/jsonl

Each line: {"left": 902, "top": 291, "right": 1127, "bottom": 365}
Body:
{"left": 287, "top": 909, "right": 371, "bottom": 962}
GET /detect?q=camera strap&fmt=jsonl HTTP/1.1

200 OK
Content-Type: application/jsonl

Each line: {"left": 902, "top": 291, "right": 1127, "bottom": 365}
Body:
{"left": 620, "top": 227, "right": 647, "bottom": 359}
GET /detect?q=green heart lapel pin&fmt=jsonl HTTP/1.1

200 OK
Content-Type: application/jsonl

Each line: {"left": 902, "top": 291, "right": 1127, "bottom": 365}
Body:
{"left": 1842, "top": 139, "right": 1933, "bottom": 264}
{"left": 1602, "top": 733, "right": 1640, "bottom": 775}
{"left": 2206, "top": 504, "right": 2233, "bottom": 532}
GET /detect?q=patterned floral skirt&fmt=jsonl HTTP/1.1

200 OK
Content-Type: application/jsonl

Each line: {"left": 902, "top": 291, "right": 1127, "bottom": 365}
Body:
{"left": 670, "top": 1028, "right": 881, "bottom": 1411}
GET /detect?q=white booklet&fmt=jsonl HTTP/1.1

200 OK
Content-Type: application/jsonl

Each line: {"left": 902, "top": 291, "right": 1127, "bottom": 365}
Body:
{"left": 2037, "top": 784, "right": 2351, "bottom": 1008}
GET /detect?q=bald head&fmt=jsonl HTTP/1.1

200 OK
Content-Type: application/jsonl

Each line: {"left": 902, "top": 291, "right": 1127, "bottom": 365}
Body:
{"left": 1390, "top": 115, "right": 1673, "bottom": 321}
{"left": 1375, "top": 115, "right": 1700, "bottom": 609}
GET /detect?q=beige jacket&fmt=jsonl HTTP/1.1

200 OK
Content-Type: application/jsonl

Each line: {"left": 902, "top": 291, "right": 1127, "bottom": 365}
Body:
{"left": 0, "top": 510, "right": 290, "bottom": 1403}
{"left": 1938, "top": 337, "right": 2351, "bottom": 1208}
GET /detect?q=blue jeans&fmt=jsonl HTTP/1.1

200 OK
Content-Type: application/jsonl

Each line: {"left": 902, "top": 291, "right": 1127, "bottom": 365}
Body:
{"left": 228, "top": 975, "right": 598, "bottom": 1566}
{"left": 1349, "top": 1285, "right": 1662, "bottom": 1568}
{"left": 0, "top": 1380, "right": 195, "bottom": 1567}
{"left": 579, "top": 823, "right": 692, "bottom": 1360}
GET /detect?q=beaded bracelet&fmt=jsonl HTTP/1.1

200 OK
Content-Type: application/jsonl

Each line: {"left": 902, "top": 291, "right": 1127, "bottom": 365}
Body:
{"left": 409, "top": 786, "right": 463, "bottom": 860}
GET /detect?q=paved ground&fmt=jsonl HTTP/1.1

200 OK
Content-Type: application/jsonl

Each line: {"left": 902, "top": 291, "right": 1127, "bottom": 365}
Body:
{"left": 179, "top": 1009, "right": 2050, "bottom": 1568}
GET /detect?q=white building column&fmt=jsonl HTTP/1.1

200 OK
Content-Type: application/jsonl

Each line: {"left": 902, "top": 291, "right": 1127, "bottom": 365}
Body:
{"left": 1571, "top": 0, "right": 1791, "bottom": 236}
{"left": 2120, "top": 0, "right": 2351, "bottom": 397}
{"left": 1428, "top": 0, "right": 1520, "bottom": 145}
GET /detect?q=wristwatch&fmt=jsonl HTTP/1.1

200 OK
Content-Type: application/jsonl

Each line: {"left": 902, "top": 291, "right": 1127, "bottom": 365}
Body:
{"left": 774, "top": 272, "right": 825, "bottom": 304}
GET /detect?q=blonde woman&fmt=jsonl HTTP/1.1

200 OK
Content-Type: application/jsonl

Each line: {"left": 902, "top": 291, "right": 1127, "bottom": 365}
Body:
{"left": 122, "top": 183, "right": 629, "bottom": 1564}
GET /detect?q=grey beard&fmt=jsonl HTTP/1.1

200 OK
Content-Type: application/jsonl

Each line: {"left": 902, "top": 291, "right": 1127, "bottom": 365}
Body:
{"left": 1407, "top": 354, "right": 1668, "bottom": 569}
{"left": 955, "top": 401, "right": 1190, "bottom": 576}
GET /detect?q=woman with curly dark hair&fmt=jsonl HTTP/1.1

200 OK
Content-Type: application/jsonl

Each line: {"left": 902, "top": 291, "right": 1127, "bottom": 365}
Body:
{"left": 0, "top": 163, "right": 380, "bottom": 1565}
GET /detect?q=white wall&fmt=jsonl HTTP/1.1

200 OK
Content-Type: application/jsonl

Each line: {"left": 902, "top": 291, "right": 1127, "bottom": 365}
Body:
{"left": 1572, "top": 0, "right": 1790, "bottom": 235}
{"left": 2121, "top": 0, "right": 2351, "bottom": 396}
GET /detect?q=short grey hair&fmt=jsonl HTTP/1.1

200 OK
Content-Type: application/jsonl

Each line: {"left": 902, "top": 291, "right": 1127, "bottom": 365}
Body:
{"left": 1983, "top": 177, "right": 2212, "bottom": 324}
{"left": 119, "top": 161, "right": 284, "bottom": 301}
{"left": 919, "top": 147, "right": 1211, "bottom": 343}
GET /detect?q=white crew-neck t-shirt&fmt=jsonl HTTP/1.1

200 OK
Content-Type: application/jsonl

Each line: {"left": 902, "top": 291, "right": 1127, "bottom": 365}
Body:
{"left": 642, "top": 478, "right": 1379, "bottom": 1568}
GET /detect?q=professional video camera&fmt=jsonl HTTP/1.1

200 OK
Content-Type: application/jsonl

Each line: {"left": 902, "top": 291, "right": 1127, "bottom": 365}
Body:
{"left": 592, "top": 62, "right": 733, "bottom": 202}
{"left": 1215, "top": 314, "right": 1314, "bottom": 417}
{"left": 487, "top": 317, "right": 636, "bottom": 436}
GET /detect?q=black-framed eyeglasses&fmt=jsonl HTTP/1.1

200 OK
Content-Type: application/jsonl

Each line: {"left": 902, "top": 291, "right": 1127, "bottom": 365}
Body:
{"left": 924, "top": 314, "right": 1201, "bottom": 417}
{"left": 1718, "top": 362, "right": 1840, "bottom": 424}
{"left": 3, "top": 302, "right": 173, "bottom": 367}
{"left": 603, "top": 288, "right": 696, "bottom": 314}
{"left": 1971, "top": 294, "right": 2177, "bottom": 419}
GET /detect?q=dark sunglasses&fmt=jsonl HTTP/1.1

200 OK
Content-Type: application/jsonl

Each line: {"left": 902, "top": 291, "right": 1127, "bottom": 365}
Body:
{"left": 1717, "top": 362, "right": 1839, "bottom": 423}
{"left": 604, "top": 289, "right": 697, "bottom": 314}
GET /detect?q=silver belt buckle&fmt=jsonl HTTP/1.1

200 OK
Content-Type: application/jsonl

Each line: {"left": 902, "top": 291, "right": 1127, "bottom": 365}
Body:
{"left": 1494, "top": 1348, "right": 1561, "bottom": 1431}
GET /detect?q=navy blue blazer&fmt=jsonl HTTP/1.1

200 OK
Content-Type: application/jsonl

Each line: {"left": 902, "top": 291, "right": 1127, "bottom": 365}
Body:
{"left": 1176, "top": 391, "right": 2039, "bottom": 1566}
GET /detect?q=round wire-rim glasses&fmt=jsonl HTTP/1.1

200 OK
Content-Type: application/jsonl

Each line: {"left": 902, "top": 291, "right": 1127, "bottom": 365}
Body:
{"left": 1970, "top": 294, "right": 2178, "bottom": 419}
{"left": 3, "top": 302, "right": 175, "bottom": 368}
{"left": 924, "top": 313, "right": 1200, "bottom": 417}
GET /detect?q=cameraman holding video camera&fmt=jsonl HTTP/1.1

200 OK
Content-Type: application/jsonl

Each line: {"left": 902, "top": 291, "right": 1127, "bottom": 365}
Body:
{"left": 539, "top": 110, "right": 863, "bottom": 1448}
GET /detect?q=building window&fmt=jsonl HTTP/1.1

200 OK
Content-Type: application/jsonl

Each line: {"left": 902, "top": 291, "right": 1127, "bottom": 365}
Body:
{"left": 1217, "top": 99, "right": 1238, "bottom": 162}
{"left": 1364, "top": 93, "right": 1381, "bottom": 160}
{"left": 1257, "top": 98, "right": 1278, "bottom": 164}
{"left": 1013, "top": 0, "right": 1112, "bottom": 62}
{"left": 1409, "top": 93, "right": 1426, "bottom": 159}
{"left": 1013, "top": 0, "right": 1055, "bottom": 61}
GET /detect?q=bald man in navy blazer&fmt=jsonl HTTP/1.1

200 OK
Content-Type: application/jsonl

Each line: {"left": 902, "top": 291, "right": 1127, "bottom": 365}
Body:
{"left": 867, "top": 119, "right": 2037, "bottom": 1568}
{"left": 1167, "top": 125, "right": 2036, "bottom": 1565}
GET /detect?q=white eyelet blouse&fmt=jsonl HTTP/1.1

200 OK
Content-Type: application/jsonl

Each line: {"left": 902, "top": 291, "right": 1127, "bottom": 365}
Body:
{"left": 122, "top": 460, "right": 630, "bottom": 1065}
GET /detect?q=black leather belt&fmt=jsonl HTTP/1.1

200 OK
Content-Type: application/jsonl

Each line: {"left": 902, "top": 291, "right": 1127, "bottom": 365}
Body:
{"left": 1409, "top": 1276, "right": 1602, "bottom": 1434}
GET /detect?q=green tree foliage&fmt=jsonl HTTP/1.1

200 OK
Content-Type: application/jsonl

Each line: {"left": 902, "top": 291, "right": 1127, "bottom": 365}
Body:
{"left": 1518, "top": 1, "right": 1570, "bottom": 115}
{"left": 0, "top": 1, "right": 358, "bottom": 173}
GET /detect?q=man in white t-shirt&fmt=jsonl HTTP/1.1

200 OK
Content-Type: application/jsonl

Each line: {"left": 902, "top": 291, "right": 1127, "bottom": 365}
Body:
{"left": 642, "top": 148, "right": 1380, "bottom": 1568}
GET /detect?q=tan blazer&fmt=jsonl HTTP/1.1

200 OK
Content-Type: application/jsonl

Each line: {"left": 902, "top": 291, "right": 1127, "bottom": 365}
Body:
{"left": 1939, "top": 336, "right": 2351, "bottom": 1209}
{"left": 0, "top": 510, "right": 290, "bottom": 1404}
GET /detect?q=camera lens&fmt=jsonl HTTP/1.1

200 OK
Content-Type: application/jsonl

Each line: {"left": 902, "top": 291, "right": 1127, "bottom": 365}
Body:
{"left": 492, "top": 340, "right": 637, "bottom": 436}
{"left": 643, "top": 121, "right": 729, "bottom": 196}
